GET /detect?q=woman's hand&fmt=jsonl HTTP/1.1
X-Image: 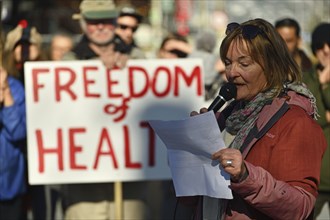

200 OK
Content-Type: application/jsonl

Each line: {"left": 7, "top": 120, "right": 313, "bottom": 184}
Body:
{"left": 190, "top": 107, "right": 208, "bottom": 117}
{"left": 212, "top": 148, "right": 248, "bottom": 183}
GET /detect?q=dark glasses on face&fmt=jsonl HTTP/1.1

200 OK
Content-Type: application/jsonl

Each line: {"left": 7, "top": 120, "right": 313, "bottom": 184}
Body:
{"left": 226, "top": 22, "right": 264, "bottom": 39}
{"left": 85, "top": 18, "right": 116, "bottom": 25}
{"left": 118, "top": 24, "right": 138, "bottom": 33}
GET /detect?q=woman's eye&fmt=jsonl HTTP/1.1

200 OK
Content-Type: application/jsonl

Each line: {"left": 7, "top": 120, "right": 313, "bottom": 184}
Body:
{"left": 240, "top": 63, "right": 249, "bottom": 67}
{"left": 224, "top": 60, "right": 231, "bottom": 66}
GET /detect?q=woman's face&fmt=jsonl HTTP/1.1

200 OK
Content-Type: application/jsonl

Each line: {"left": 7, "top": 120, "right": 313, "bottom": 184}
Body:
{"left": 224, "top": 40, "right": 267, "bottom": 101}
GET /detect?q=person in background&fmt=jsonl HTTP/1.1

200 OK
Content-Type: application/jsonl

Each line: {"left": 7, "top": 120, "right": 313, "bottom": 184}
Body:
{"left": 3, "top": 20, "right": 44, "bottom": 86}
{"left": 181, "top": 18, "right": 326, "bottom": 219}
{"left": 157, "top": 32, "right": 189, "bottom": 59}
{"left": 275, "top": 20, "right": 329, "bottom": 219}
{"left": 195, "top": 29, "right": 226, "bottom": 100}
{"left": 48, "top": 32, "right": 74, "bottom": 61}
{"left": 114, "top": 4, "right": 145, "bottom": 59}
{"left": 157, "top": 32, "right": 221, "bottom": 101}
{"left": 40, "top": 32, "right": 75, "bottom": 220}
{"left": 3, "top": 21, "right": 50, "bottom": 220}
{"left": 0, "top": 66, "right": 27, "bottom": 220}
{"left": 275, "top": 17, "right": 313, "bottom": 73}
{"left": 64, "top": 0, "right": 128, "bottom": 69}
{"left": 303, "top": 22, "right": 330, "bottom": 220}
{"left": 61, "top": 0, "right": 150, "bottom": 219}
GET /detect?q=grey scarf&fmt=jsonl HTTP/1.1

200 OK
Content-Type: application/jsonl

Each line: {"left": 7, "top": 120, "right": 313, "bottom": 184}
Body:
{"left": 226, "top": 82, "right": 317, "bottom": 150}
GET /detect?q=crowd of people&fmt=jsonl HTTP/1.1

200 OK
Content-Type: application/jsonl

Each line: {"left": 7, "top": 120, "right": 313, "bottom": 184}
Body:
{"left": 0, "top": 0, "right": 329, "bottom": 219}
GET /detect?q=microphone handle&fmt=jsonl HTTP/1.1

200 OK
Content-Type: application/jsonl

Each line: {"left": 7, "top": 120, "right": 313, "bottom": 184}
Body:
{"left": 207, "top": 95, "right": 226, "bottom": 112}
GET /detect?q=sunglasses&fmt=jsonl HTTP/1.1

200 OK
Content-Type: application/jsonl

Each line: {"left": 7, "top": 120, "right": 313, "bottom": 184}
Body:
{"left": 117, "top": 24, "right": 138, "bottom": 33}
{"left": 85, "top": 18, "right": 116, "bottom": 25}
{"left": 225, "top": 22, "right": 265, "bottom": 39}
{"left": 167, "top": 49, "right": 188, "bottom": 58}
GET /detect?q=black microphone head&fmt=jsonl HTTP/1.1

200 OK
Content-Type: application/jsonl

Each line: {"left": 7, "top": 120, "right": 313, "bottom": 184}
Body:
{"left": 219, "top": 82, "right": 237, "bottom": 101}
{"left": 207, "top": 82, "right": 237, "bottom": 112}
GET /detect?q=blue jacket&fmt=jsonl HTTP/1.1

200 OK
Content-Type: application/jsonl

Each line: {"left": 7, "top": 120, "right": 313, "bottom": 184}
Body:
{"left": 0, "top": 76, "right": 27, "bottom": 200}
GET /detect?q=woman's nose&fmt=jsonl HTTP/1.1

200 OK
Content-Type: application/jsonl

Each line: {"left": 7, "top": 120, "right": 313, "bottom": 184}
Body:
{"left": 226, "top": 64, "right": 240, "bottom": 79}
{"left": 96, "top": 23, "right": 105, "bottom": 29}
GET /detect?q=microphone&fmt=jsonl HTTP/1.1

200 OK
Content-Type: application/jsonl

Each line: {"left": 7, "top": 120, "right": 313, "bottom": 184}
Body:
{"left": 207, "top": 82, "right": 237, "bottom": 112}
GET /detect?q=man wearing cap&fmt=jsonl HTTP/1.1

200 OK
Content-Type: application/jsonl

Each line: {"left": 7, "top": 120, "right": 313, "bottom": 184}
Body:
{"left": 64, "top": 0, "right": 128, "bottom": 69}
{"left": 61, "top": 1, "right": 150, "bottom": 219}
{"left": 114, "top": 4, "right": 145, "bottom": 59}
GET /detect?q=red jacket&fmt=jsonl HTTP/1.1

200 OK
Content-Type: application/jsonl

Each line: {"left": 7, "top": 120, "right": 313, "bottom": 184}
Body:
{"left": 180, "top": 92, "right": 327, "bottom": 220}
{"left": 228, "top": 104, "right": 325, "bottom": 219}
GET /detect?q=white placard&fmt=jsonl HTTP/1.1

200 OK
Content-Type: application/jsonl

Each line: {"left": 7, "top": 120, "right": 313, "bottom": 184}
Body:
{"left": 24, "top": 58, "right": 206, "bottom": 184}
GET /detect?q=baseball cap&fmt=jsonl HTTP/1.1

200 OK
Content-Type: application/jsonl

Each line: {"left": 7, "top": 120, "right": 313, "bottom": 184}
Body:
{"left": 118, "top": 5, "right": 143, "bottom": 23}
{"left": 73, "top": 0, "right": 118, "bottom": 20}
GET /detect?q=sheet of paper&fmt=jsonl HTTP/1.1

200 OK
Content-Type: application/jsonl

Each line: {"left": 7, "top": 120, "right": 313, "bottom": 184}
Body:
{"left": 149, "top": 111, "right": 233, "bottom": 199}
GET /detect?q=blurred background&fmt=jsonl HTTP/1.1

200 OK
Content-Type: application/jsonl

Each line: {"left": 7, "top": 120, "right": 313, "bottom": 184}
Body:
{"left": 1, "top": 0, "right": 330, "bottom": 58}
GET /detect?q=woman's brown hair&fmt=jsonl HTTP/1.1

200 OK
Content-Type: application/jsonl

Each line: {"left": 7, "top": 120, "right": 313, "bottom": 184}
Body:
{"left": 220, "top": 18, "right": 301, "bottom": 96}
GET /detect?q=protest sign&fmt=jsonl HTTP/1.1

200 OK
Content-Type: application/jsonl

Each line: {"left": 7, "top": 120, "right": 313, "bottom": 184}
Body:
{"left": 24, "top": 59, "right": 205, "bottom": 184}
